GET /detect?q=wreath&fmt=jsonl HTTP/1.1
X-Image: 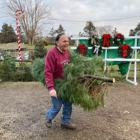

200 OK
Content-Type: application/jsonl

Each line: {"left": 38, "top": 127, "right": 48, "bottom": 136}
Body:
{"left": 88, "top": 35, "right": 99, "bottom": 46}
{"left": 118, "top": 44, "right": 132, "bottom": 58}
{"left": 101, "top": 34, "right": 112, "bottom": 47}
{"left": 76, "top": 44, "right": 87, "bottom": 56}
{"left": 114, "top": 33, "right": 124, "bottom": 46}
{"left": 88, "top": 35, "right": 102, "bottom": 56}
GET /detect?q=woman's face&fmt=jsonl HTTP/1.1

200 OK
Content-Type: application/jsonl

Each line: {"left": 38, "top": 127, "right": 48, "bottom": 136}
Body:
{"left": 56, "top": 35, "right": 69, "bottom": 52}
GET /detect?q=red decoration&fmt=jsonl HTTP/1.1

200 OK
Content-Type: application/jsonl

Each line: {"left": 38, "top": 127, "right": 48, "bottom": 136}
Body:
{"left": 114, "top": 33, "right": 124, "bottom": 45}
{"left": 102, "top": 34, "right": 111, "bottom": 47}
{"left": 116, "top": 33, "right": 122, "bottom": 38}
{"left": 122, "top": 44, "right": 130, "bottom": 58}
{"left": 77, "top": 44, "right": 87, "bottom": 55}
{"left": 118, "top": 44, "right": 132, "bottom": 58}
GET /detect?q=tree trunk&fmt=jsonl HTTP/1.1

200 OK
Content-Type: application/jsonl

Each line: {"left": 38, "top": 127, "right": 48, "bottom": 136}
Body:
{"left": 78, "top": 75, "right": 115, "bottom": 83}
{"left": 31, "top": 36, "right": 35, "bottom": 46}
{"left": 28, "top": 37, "right": 31, "bottom": 45}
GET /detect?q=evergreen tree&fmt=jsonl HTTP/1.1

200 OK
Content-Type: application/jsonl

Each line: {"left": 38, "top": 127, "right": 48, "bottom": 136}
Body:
{"left": 1, "top": 23, "right": 17, "bottom": 43}
{"left": 0, "top": 54, "right": 16, "bottom": 81}
{"left": 56, "top": 24, "right": 65, "bottom": 34}
{"left": 47, "top": 27, "right": 56, "bottom": 44}
{"left": 31, "top": 52, "right": 114, "bottom": 111}
{"left": 0, "top": 33, "right": 4, "bottom": 43}
{"left": 34, "top": 40, "right": 47, "bottom": 58}
{"left": 1, "top": 23, "right": 9, "bottom": 43}
{"left": 8, "top": 25, "right": 17, "bottom": 42}
{"left": 83, "top": 21, "right": 96, "bottom": 37}
{"left": 48, "top": 27, "right": 56, "bottom": 38}
{"left": 129, "top": 29, "right": 135, "bottom": 36}
{"left": 129, "top": 23, "right": 140, "bottom": 36}
{"left": 31, "top": 58, "right": 45, "bottom": 83}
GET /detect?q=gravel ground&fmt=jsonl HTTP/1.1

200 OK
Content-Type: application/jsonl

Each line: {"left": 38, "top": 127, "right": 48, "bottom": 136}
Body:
{"left": 0, "top": 82, "right": 140, "bottom": 140}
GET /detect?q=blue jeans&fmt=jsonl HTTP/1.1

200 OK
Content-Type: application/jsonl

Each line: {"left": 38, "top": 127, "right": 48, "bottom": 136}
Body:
{"left": 46, "top": 96, "right": 72, "bottom": 124}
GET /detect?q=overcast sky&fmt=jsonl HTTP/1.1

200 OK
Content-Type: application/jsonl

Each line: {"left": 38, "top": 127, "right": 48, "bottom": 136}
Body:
{"left": 46, "top": 0, "right": 140, "bottom": 36}
{"left": 1, "top": 0, "right": 140, "bottom": 37}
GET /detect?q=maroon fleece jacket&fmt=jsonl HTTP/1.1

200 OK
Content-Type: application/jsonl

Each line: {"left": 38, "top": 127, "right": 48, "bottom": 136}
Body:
{"left": 44, "top": 46, "right": 70, "bottom": 91}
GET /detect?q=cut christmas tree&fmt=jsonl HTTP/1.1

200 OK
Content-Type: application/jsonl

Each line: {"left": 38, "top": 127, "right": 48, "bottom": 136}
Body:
{"left": 31, "top": 51, "right": 115, "bottom": 111}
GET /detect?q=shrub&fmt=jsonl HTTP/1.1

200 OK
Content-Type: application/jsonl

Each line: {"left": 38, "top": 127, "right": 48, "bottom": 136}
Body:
{"left": 14, "top": 62, "right": 34, "bottom": 81}
{"left": 0, "top": 54, "right": 34, "bottom": 82}
{"left": 43, "top": 40, "right": 49, "bottom": 46}
{"left": 0, "top": 54, "right": 16, "bottom": 81}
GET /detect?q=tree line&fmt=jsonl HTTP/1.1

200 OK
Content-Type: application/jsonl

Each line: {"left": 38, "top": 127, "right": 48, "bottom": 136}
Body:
{"left": 1, "top": 21, "right": 140, "bottom": 45}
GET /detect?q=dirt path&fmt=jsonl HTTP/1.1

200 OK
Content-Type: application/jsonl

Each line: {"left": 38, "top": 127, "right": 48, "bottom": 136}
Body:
{"left": 0, "top": 82, "right": 140, "bottom": 140}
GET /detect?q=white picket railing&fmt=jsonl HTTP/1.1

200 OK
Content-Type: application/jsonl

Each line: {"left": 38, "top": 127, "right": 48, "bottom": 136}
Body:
{"left": 71, "top": 36, "right": 140, "bottom": 85}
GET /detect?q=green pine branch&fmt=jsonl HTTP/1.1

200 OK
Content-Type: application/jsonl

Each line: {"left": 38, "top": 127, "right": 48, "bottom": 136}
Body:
{"left": 31, "top": 51, "right": 112, "bottom": 111}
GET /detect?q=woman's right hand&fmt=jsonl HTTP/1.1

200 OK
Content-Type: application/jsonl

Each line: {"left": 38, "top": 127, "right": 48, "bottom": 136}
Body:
{"left": 49, "top": 89, "right": 57, "bottom": 98}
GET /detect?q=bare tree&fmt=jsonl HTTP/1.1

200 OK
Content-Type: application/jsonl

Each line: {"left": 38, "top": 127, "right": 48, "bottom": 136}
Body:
{"left": 96, "top": 25, "right": 114, "bottom": 37}
{"left": 1, "top": 0, "right": 51, "bottom": 45}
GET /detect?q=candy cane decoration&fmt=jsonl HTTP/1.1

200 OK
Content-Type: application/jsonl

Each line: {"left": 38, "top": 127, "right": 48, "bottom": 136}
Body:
{"left": 15, "top": 9, "right": 25, "bottom": 62}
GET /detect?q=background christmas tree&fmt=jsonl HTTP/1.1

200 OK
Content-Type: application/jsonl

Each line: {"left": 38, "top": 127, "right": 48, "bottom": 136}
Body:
{"left": 34, "top": 40, "right": 47, "bottom": 58}
{"left": 31, "top": 58, "right": 45, "bottom": 84}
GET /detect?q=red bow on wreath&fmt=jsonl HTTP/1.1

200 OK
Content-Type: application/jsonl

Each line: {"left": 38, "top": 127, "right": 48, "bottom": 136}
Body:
{"left": 114, "top": 33, "right": 124, "bottom": 46}
{"left": 116, "top": 33, "right": 123, "bottom": 38}
{"left": 121, "top": 44, "right": 129, "bottom": 58}
{"left": 77, "top": 44, "right": 87, "bottom": 55}
{"left": 118, "top": 44, "right": 132, "bottom": 58}
{"left": 102, "top": 34, "right": 111, "bottom": 47}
